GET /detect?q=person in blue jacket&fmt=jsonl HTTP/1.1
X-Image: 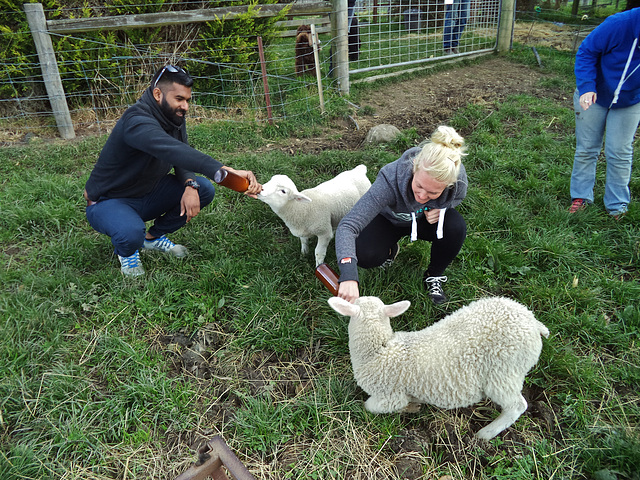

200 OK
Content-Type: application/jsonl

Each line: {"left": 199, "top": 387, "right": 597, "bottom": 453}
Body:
{"left": 84, "top": 65, "right": 261, "bottom": 276}
{"left": 569, "top": 7, "right": 640, "bottom": 218}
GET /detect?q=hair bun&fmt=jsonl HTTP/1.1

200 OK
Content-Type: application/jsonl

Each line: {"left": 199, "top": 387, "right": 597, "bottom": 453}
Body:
{"left": 431, "top": 125, "right": 465, "bottom": 150}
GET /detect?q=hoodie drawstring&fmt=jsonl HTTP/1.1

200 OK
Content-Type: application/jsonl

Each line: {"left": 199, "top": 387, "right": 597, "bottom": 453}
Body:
{"left": 411, "top": 212, "right": 417, "bottom": 242}
{"left": 411, "top": 208, "right": 446, "bottom": 241}
{"left": 611, "top": 37, "right": 639, "bottom": 108}
{"left": 437, "top": 208, "right": 446, "bottom": 239}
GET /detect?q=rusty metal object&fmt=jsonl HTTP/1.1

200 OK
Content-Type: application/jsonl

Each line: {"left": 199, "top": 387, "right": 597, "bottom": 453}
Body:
{"left": 175, "top": 436, "right": 256, "bottom": 480}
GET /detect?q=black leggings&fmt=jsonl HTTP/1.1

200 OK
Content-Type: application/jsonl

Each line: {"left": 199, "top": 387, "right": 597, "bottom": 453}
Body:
{"left": 355, "top": 208, "right": 466, "bottom": 276}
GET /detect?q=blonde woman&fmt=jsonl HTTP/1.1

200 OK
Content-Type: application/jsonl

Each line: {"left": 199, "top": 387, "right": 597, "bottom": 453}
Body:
{"left": 335, "top": 126, "right": 468, "bottom": 304}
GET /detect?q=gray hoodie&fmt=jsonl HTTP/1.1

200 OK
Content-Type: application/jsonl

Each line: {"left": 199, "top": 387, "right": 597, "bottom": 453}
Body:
{"left": 335, "top": 147, "right": 468, "bottom": 282}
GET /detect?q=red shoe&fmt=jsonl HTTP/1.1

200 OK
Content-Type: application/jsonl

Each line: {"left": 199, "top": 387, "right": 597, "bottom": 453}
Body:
{"left": 569, "top": 198, "right": 587, "bottom": 213}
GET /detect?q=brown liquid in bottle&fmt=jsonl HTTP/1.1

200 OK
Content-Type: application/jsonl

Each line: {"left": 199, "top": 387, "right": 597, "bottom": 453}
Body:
{"left": 315, "top": 263, "right": 339, "bottom": 296}
{"left": 214, "top": 168, "right": 249, "bottom": 193}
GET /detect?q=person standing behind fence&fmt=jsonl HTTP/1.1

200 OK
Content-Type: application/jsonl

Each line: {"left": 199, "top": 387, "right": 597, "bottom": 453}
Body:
{"left": 84, "top": 65, "right": 261, "bottom": 277}
{"left": 569, "top": 7, "right": 640, "bottom": 219}
{"left": 334, "top": 126, "right": 468, "bottom": 305}
{"left": 443, "top": 0, "right": 470, "bottom": 55}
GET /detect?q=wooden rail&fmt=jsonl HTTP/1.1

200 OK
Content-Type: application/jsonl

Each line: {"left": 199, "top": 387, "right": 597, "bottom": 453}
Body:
{"left": 46, "top": 2, "right": 331, "bottom": 34}
{"left": 275, "top": 16, "right": 331, "bottom": 37}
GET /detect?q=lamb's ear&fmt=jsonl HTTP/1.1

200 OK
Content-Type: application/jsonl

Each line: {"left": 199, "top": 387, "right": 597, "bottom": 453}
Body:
{"left": 384, "top": 300, "right": 411, "bottom": 318}
{"left": 328, "top": 297, "right": 360, "bottom": 317}
{"left": 293, "top": 192, "right": 312, "bottom": 203}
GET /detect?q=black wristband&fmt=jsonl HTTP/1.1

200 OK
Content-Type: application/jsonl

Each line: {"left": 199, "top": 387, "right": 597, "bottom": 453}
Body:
{"left": 185, "top": 179, "right": 200, "bottom": 190}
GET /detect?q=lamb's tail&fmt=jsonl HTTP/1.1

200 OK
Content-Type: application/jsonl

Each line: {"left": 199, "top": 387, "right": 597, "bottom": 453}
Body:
{"left": 537, "top": 321, "right": 550, "bottom": 339}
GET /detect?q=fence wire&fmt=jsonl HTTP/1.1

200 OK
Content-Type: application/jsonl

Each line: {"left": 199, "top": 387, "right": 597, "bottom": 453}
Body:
{"left": 0, "top": 2, "right": 599, "bottom": 143}
{"left": 1, "top": 31, "right": 338, "bottom": 140}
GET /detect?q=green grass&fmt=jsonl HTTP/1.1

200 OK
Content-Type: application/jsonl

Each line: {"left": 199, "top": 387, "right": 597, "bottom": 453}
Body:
{"left": 1, "top": 46, "right": 639, "bottom": 479}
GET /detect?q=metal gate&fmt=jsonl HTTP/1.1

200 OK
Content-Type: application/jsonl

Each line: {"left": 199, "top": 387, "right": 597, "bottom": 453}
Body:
{"left": 346, "top": 0, "right": 500, "bottom": 76}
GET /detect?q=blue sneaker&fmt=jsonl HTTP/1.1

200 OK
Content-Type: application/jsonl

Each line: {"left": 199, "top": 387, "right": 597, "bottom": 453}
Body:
{"left": 142, "top": 235, "right": 188, "bottom": 258}
{"left": 118, "top": 250, "right": 145, "bottom": 277}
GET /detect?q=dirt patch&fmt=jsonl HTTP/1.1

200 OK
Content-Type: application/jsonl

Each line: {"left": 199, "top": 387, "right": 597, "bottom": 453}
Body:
{"left": 255, "top": 21, "right": 581, "bottom": 155}
{"left": 260, "top": 54, "right": 569, "bottom": 156}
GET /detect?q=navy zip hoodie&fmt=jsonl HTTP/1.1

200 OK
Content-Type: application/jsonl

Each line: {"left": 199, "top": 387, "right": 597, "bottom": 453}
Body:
{"left": 85, "top": 87, "right": 223, "bottom": 201}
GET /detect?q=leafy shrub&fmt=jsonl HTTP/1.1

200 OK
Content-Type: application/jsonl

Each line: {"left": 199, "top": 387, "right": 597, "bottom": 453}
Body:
{"left": 1, "top": 0, "right": 288, "bottom": 108}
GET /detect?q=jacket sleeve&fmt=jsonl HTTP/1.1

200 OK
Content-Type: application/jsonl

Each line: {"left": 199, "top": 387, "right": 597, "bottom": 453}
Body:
{"left": 574, "top": 20, "right": 611, "bottom": 95}
{"left": 334, "top": 176, "right": 395, "bottom": 283}
{"left": 125, "top": 115, "right": 224, "bottom": 180}
{"left": 174, "top": 166, "right": 197, "bottom": 186}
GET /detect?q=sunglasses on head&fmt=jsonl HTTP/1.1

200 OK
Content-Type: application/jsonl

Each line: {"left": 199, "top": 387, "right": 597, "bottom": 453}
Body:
{"left": 153, "top": 65, "right": 187, "bottom": 88}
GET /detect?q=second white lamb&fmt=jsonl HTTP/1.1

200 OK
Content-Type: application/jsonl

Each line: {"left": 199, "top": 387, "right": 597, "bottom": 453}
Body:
{"left": 258, "top": 165, "right": 371, "bottom": 266}
{"left": 328, "top": 295, "right": 550, "bottom": 440}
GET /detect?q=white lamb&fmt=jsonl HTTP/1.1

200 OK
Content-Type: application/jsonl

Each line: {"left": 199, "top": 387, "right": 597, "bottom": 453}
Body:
{"left": 328, "top": 295, "right": 550, "bottom": 440}
{"left": 257, "top": 165, "right": 371, "bottom": 266}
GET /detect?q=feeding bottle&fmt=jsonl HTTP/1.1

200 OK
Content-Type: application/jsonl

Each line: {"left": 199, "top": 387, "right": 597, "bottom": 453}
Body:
{"left": 315, "top": 263, "right": 340, "bottom": 296}
{"left": 214, "top": 168, "right": 249, "bottom": 193}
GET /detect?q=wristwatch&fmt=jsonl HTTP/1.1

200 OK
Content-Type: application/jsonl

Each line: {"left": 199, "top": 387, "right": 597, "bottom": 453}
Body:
{"left": 185, "top": 179, "right": 200, "bottom": 190}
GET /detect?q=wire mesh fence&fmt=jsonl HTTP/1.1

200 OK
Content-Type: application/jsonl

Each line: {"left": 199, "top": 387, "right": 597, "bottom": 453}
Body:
{"left": 4, "top": 0, "right": 590, "bottom": 143}
{"left": 5, "top": 5, "right": 331, "bottom": 141}
{"left": 513, "top": 7, "right": 600, "bottom": 53}
{"left": 349, "top": 0, "right": 499, "bottom": 76}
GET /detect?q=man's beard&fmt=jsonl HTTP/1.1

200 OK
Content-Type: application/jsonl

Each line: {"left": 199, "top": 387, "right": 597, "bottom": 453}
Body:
{"left": 160, "top": 97, "right": 186, "bottom": 125}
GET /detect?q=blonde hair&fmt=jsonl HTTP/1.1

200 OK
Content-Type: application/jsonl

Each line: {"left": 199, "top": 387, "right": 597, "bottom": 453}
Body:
{"left": 413, "top": 126, "right": 466, "bottom": 187}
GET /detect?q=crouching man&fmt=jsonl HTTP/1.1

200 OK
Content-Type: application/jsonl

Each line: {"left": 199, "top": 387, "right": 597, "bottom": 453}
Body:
{"left": 84, "top": 64, "right": 261, "bottom": 276}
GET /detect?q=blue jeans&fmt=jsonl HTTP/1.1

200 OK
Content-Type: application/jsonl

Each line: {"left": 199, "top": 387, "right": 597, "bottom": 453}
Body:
{"left": 570, "top": 89, "right": 640, "bottom": 215}
{"left": 86, "top": 175, "right": 215, "bottom": 257}
{"left": 443, "top": 0, "right": 470, "bottom": 49}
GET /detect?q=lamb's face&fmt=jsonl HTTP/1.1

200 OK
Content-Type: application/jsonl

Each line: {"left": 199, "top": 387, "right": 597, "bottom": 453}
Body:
{"left": 257, "top": 175, "right": 298, "bottom": 210}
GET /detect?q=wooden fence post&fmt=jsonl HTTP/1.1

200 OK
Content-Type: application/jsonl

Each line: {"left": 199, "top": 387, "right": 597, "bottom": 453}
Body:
{"left": 331, "top": 0, "right": 349, "bottom": 95}
{"left": 497, "top": 0, "right": 516, "bottom": 54}
{"left": 257, "top": 36, "right": 274, "bottom": 125}
{"left": 310, "top": 24, "right": 325, "bottom": 113}
{"left": 23, "top": 2, "right": 75, "bottom": 139}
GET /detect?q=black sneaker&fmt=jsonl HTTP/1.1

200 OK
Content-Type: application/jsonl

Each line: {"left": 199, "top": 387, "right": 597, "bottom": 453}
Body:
{"left": 423, "top": 274, "right": 448, "bottom": 304}
{"left": 380, "top": 243, "right": 400, "bottom": 268}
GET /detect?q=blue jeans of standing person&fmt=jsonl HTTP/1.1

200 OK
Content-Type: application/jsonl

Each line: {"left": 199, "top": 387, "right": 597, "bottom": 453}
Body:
{"left": 570, "top": 89, "right": 640, "bottom": 215}
{"left": 443, "top": 0, "right": 470, "bottom": 50}
{"left": 86, "top": 174, "right": 215, "bottom": 257}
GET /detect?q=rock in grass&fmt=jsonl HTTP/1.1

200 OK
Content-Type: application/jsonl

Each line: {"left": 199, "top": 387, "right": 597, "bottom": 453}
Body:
{"left": 364, "top": 124, "right": 401, "bottom": 144}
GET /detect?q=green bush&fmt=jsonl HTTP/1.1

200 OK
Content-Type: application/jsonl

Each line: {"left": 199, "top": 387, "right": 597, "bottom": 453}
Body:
{"left": 1, "top": 0, "right": 288, "bottom": 105}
